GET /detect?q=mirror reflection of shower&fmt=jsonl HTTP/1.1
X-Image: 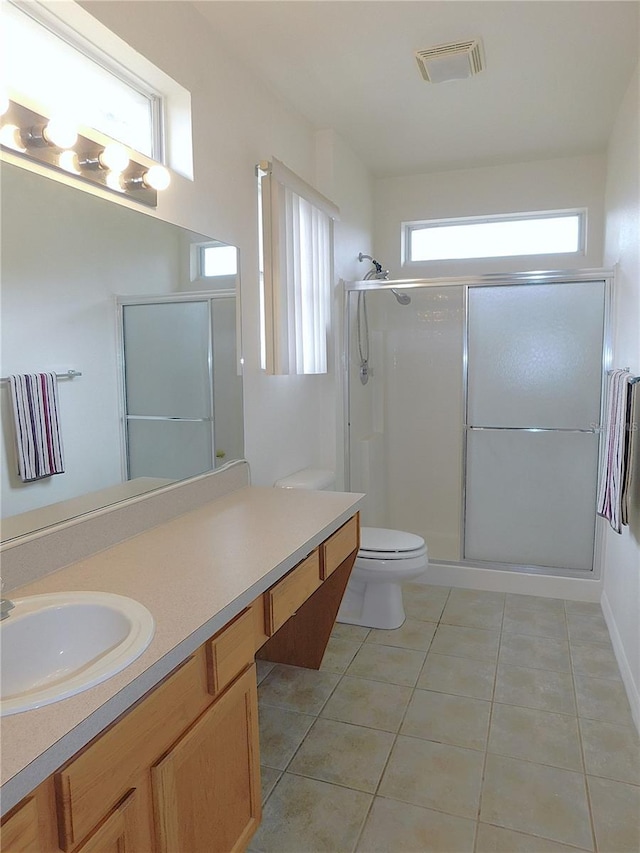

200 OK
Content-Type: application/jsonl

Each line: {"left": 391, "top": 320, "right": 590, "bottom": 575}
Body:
{"left": 356, "top": 252, "right": 411, "bottom": 384}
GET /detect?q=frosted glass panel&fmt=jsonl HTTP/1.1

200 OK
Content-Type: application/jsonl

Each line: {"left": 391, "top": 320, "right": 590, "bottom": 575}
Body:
{"left": 127, "top": 420, "right": 213, "bottom": 480}
{"left": 464, "top": 429, "right": 599, "bottom": 571}
{"left": 211, "top": 298, "right": 244, "bottom": 466}
{"left": 468, "top": 282, "right": 605, "bottom": 429}
{"left": 123, "top": 302, "right": 211, "bottom": 418}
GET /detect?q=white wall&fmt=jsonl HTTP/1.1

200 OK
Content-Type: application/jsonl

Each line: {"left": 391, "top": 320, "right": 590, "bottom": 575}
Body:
{"left": 374, "top": 154, "right": 606, "bottom": 279}
{"left": 602, "top": 63, "right": 640, "bottom": 731}
{"left": 315, "top": 129, "right": 374, "bottom": 488}
{"left": 78, "top": 1, "right": 373, "bottom": 488}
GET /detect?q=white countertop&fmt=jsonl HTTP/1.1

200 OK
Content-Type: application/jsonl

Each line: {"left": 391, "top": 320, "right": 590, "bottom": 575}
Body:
{"left": 0, "top": 485, "right": 363, "bottom": 814}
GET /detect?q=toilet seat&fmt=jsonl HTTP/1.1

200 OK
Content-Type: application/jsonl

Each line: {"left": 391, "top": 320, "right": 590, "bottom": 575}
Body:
{"left": 358, "top": 527, "right": 427, "bottom": 561}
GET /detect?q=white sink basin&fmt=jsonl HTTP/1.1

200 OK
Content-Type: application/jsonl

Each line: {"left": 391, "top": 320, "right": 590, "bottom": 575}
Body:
{"left": 0, "top": 591, "right": 155, "bottom": 716}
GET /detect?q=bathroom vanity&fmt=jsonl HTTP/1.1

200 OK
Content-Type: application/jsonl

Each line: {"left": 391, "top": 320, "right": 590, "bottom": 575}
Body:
{"left": 0, "top": 470, "right": 362, "bottom": 852}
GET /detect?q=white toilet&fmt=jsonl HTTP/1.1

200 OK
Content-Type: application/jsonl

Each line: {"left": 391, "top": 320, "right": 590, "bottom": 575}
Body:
{"left": 274, "top": 469, "right": 428, "bottom": 630}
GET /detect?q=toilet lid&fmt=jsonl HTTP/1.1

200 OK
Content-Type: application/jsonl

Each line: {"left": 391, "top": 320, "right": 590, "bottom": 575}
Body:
{"left": 359, "top": 527, "right": 426, "bottom": 557}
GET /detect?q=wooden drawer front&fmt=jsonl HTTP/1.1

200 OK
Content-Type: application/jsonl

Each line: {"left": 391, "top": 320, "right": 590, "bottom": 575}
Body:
{"left": 321, "top": 515, "right": 359, "bottom": 579}
{"left": 250, "top": 596, "right": 269, "bottom": 651}
{"left": 264, "top": 550, "right": 321, "bottom": 635}
{"left": 207, "top": 607, "right": 255, "bottom": 696}
{"left": 1, "top": 796, "right": 39, "bottom": 853}
{"left": 55, "top": 649, "right": 211, "bottom": 851}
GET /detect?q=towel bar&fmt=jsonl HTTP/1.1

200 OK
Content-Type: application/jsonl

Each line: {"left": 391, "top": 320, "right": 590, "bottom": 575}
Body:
{"left": 0, "top": 370, "right": 82, "bottom": 384}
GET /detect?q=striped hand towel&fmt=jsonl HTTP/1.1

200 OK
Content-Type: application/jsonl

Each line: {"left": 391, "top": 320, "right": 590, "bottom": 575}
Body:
{"left": 8, "top": 373, "right": 65, "bottom": 482}
{"left": 597, "top": 369, "right": 631, "bottom": 533}
{"left": 621, "top": 379, "right": 638, "bottom": 527}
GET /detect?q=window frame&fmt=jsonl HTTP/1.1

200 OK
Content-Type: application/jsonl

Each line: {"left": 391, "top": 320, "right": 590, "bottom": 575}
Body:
{"left": 258, "top": 158, "right": 339, "bottom": 375}
{"left": 194, "top": 241, "right": 238, "bottom": 280}
{"left": 4, "top": 0, "right": 193, "bottom": 179}
{"left": 6, "top": 1, "right": 165, "bottom": 162}
{"left": 403, "top": 208, "right": 587, "bottom": 265}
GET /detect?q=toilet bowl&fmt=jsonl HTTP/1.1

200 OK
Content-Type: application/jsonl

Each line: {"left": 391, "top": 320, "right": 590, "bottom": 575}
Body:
{"left": 274, "top": 469, "right": 429, "bottom": 630}
{"left": 337, "top": 527, "right": 428, "bottom": 629}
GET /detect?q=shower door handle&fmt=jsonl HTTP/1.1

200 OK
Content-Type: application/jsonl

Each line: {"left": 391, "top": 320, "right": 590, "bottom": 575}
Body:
{"left": 465, "top": 425, "right": 597, "bottom": 434}
{"left": 126, "top": 415, "right": 213, "bottom": 422}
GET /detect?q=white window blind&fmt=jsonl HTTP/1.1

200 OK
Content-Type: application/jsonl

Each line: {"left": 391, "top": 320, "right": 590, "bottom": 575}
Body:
{"left": 260, "top": 158, "right": 339, "bottom": 375}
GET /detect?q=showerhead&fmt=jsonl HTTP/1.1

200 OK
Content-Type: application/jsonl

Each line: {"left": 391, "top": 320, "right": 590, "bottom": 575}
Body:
{"left": 392, "top": 288, "right": 412, "bottom": 305}
{"left": 359, "top": 252, "right": 389, "bottom": 280}
{"left": 358, "top": 252, "right": 410, "bottom": 302}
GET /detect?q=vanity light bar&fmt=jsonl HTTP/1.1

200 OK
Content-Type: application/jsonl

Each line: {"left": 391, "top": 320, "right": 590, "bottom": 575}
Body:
{"left": 0, "top": 100, "right": 170, "bottom": 208}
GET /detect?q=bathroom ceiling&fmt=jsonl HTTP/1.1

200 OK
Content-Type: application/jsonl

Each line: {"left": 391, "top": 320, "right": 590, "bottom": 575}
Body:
{"left": 193, "top": 1, "right": 639, "bottom": 178}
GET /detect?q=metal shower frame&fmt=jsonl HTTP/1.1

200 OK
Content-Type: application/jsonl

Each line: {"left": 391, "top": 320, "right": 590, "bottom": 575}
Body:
{"left": 342, "top": 267, "right": 614, "bottom": 580}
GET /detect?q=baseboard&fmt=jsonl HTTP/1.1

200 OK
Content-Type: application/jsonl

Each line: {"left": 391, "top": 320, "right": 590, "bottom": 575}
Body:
{"left": 423, "top": 561, "right": 602, "bottom": 602}
{"left": 601, "top": 591, "right": 640, "bottom": 734}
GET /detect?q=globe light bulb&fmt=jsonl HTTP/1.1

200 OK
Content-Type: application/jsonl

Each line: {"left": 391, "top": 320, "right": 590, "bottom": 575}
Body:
{"left": 99, "top": 143, "right": 129, "bottom": 173}
{"left": 0, "top": 124, "right": 26, "bottom": 152}
{"left": 142, "top": 164, "right": 170, "bottom": 191}
{"left": 59, "top": 150, "right": 81, "bottom": 174}
{"left": 105, "top": 171, "right": 125, "bottom": 192}
{"left": 42, "top": 118, "right": 77, "bottom": 149}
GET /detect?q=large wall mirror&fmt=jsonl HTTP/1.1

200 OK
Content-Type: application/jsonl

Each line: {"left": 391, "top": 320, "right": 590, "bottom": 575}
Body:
{"left": 1, "top": 162, "right": 244, "bottom": 542}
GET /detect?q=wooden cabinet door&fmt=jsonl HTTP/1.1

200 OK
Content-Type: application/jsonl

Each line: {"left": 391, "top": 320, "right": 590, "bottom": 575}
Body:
{"left": 1, "top": 797, "right": 39, "bottom": 853}
{"left": 151, "top": 665, "right": 261, "bottom": 853}
{"left": 74, "top": 789, "right": 141, "bottom": 853}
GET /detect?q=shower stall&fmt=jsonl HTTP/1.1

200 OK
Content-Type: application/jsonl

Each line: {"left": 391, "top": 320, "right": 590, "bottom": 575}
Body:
{"left": 345, "top": 270, "right": 612, "bottom": 578}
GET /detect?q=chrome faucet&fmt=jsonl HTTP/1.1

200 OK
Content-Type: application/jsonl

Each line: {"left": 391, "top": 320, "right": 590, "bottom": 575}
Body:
{"left": 0, "top": 578, "right": 14, "bottom": 620}
{"left": 0, "top": 598, "right": 14, "bottom": 620}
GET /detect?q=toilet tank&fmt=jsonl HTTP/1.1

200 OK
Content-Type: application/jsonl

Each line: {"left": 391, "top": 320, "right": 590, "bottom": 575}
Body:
{"left": 274, "top": 468, "right": 335, "bottom": 490}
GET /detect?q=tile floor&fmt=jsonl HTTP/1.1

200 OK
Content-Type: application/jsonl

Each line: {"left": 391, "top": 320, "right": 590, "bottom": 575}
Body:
{"left": 250, "top": 584, "right": 640, "bottom": 853}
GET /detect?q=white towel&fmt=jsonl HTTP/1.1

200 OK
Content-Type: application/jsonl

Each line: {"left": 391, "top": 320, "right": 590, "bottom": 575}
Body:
{"left": 597, "top": 370, "right": 631, "bottom": 533}
{"left": 8, "top": 373, "right": 65, "bottom": 482}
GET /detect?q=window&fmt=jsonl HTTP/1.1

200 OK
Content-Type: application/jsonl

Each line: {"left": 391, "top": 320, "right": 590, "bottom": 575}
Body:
{"left": 258, "top": 158, "right": 339, "bottom": 375}
{"left": 405, "top": 210, "right": 586, "bottom": 263}
{"left": 199, "top": 243, "right": 238, "bottom": 278}
{"left": 3, "top": 1, "right": 193, "bottom": 177}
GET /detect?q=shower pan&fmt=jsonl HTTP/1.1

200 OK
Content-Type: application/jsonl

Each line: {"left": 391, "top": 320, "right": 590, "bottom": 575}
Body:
{"left": 344, "top": 270, "right": 612, "bottom": 578}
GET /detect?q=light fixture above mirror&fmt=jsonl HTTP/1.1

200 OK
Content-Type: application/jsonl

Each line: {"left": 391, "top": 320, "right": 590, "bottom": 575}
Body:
{"left": 0, "top": 99, "right": 170, "bottom": 207}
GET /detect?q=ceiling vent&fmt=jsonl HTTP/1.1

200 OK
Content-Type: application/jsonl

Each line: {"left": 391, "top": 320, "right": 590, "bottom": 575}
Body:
{"left": 415, "top": 39, "right": 485, "bottom": 84}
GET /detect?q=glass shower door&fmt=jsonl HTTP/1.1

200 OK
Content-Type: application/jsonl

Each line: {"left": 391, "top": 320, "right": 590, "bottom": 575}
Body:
{"left": 464, "top": 281, "right": 606, "bottom": 572}
{"left": 122, "top": 300, "right": 214, "bottom": 481}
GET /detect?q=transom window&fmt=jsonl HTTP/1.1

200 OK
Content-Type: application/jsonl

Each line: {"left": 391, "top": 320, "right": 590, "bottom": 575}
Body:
{"left": 199, "top": 243, "right": 238, "bottom": 278}
{"left": 4, "top": 1, "right": 163, "bottom": 159}
{"left": 405, "top": 210, "right": 586, "bottom": 263}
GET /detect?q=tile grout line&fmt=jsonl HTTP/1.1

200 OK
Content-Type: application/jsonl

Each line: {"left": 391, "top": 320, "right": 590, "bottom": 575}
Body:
{"left": 565, "top": 599, "right": 599, "bottom": 853}
{"left": 472, "top": 593, "right": 506, "bottom": 853}
{"left": 350, "top": 584, "right": 451, "bottom": 853}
